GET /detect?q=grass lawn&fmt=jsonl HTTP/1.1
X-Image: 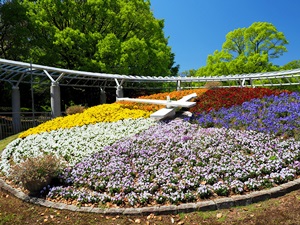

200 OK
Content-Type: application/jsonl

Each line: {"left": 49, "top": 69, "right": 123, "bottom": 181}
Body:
{"left": 0, "top": 134, "right": 19, "bottom": 152}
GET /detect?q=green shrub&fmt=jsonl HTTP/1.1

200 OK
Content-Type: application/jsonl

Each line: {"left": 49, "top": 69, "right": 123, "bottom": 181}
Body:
{"left": 65, "top": 105, "right": 86, "bottom": 115}
{"left": 9, "top": 154, "right": 65, "bottom": 195}
{"left": 204, "top": 81, "right": 222, "bottom": 89}
{"left": 0, "top": 107, "right": 12, "bottom": 112}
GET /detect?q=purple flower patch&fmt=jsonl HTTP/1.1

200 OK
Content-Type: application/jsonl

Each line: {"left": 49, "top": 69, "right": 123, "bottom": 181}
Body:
{"left": 47, "top": 120, "right": 300, "bottom": 206}
{"left": 188, "top": 92, "right": 300, "bottom": 139}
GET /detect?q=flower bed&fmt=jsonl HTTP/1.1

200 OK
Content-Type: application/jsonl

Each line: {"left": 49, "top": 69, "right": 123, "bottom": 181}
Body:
{"left": 1, "top": 118, "right": 156, "bottom": 174}
{"left": 188, "top": 92, "right": 300, "bottom": 139}
{"left": 190, "top": 87, "right": 290, "bottom": 113}
{"left": 19, "top": 104, "right": 151, "bottom": 138}
{"left": 1, "top": 87, "right": 300, "bottom": 209}
{"left": 47, "top": 120, "right": 300, "bottom": 207}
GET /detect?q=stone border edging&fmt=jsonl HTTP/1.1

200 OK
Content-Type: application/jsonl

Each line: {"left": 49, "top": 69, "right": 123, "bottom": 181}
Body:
{"left": 1, "top": 178, "right": 300, "bottom": 215}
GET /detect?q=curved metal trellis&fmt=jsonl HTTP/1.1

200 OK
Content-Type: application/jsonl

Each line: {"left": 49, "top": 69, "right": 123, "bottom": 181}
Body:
{"left": 1, "top": 58, "right": 300, "bottom": 139}
{"left": 1, "top": 58, "right": 300, "bottom": 89}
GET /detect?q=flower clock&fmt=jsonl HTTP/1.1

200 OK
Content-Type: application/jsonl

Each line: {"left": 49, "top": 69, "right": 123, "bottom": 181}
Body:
{"left": 1, "top": 87, "right": 300, "bottom": 208}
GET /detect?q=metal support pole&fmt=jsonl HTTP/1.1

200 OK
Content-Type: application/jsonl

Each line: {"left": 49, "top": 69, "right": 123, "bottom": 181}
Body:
{"left": 100, "top": 88, "right": 106, "bottom": 104}
{"left": 241, "top": 79, "right": 245, "bottom": 87}
{"left": 250, "top": 78, "right": 254, "bottom": 87}
{"left": 12, "top": 86, "right": 21, "bottom": 133}
{"left": 116, "top": 85, "right": 124, "bottom": 99}
{"left": 50, "top": 82, "right": 61, "bottom": 118}
{"left": 177, "top": 80, "right": 181, "bottom": 91}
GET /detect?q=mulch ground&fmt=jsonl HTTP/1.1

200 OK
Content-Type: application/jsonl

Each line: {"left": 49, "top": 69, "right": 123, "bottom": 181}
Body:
{"left": 1, "top": 186, "right": 300, "bottom": 225}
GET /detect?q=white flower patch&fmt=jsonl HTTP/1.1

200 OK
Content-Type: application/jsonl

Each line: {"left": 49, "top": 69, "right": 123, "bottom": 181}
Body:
{"left": 0, "top": 118, "right": 156, "bottom": 175}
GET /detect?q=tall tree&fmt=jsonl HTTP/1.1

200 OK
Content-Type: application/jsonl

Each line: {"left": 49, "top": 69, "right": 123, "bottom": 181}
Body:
{"left": 181, "top": 69, "right": 197, "bottom": 77}
{"left": 18, "top": 0, "right": 174, "bottom": 76}
{"left": 0, "top": 0, "right": 31, "bottom": 60}
{"left": 168, "top": 52, "right": 180, "bottom": 76}
{"left": 244, "top": 22, "right": 288, "bottom": 58}
{"left": 281, "top": 60, "right": 300, "bottom": 70}
{"left": 197, "top": 22, "right": 288, "bottom": 76}
{"left": 222, "top": 28, "right": 246, "bottom": 56}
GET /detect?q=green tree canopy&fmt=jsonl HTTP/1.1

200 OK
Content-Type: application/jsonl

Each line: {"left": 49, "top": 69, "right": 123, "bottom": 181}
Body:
{"left": 196, "top": 22, "right": 288, "bottom": 76}
{"left": 281, "top": 60, "right": 300, "bottom": 70}
{"left": 1, "top": 0, "right": 176, "bottom": 76}
{"left": 0, "top": 0, "right": 31, "bottom": 61}
{"left": 223, "top": 22, "right": 288, "bottom": 58}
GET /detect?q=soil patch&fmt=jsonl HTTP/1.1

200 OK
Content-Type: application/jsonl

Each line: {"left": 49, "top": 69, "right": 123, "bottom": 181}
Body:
{"left": 1, "top": 187, "right": 300, "bottom": 224}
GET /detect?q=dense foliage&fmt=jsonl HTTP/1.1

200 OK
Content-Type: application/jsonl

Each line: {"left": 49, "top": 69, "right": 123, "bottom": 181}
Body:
{"left": 0, "top": 0, "right": 30, "bottom": 61}
{"left": 196, "top": 22, "right": 288, "bottom": 76}
{"left": 0, "top": 0, "right": 175, "bottom": 76}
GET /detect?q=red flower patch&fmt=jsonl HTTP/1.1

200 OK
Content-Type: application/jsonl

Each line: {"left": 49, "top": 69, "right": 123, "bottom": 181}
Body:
{"left": 190, "top": 87, "right": 291, "bottom": 113}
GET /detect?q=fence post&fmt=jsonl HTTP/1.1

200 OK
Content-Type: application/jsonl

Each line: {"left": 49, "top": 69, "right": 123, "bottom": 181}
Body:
{"left": 12, "top": 86, "right": 21, "bottom": 133}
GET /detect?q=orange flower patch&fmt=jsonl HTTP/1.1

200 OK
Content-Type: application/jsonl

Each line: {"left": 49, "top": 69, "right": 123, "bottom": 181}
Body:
{"left": 118, "top": 89, "right": 208, "bottom": 112}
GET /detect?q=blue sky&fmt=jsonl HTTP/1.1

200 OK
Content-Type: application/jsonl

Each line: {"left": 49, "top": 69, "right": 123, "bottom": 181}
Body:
{"left": 150, "top": 0, "right": 300, "bottom": 73}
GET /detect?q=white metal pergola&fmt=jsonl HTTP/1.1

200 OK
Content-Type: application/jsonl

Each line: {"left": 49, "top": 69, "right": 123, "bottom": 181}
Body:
{"left": 1, "top": 58, "right": 300, "bottom": 133}
{"left": 2, "top": 58, "right": 300, "bottom": 89}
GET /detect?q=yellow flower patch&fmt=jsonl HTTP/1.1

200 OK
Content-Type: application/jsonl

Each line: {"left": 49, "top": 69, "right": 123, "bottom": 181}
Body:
{"left": 19, "top": 104, "right": 151, "bottom": 138}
